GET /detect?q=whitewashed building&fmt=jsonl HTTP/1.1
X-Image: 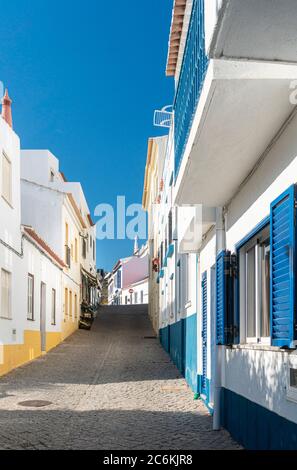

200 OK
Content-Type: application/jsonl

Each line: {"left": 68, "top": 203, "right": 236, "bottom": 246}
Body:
{"left": 0, "top": 90, "right": 67, "bottom": 376}
{"left": 142, "top": 136, "right": 167, "bottom": 333}
{"left": 108, "top": 242, "right": 149, "bottom": 306}
{"left": 20, "top": 150, "right": 99, "bottom": 338}
{"left": 146, "top": 0, "right": 297, "bottom": 449}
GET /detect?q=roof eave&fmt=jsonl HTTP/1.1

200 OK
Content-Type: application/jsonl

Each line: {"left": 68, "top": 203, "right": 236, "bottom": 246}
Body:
{"left": 165, "top": 0, "right": 187, "bottom": 77}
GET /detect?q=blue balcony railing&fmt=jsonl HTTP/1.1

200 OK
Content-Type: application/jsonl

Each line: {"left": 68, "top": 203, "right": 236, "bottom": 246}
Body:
{"left": 174, "top": 0, "right": 208, "bottom": 177}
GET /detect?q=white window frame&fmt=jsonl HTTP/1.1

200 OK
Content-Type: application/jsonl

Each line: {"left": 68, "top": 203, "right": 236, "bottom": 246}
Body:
{"left": 1, "top": 269, "right": 12, "bottom": 320}
{"left": 2, "top": 151, "right": 12, "bottom": 206}
{"left": 287, "top": 360, "right": 297, "bottom": 403}
{"left": 241, "top": 225, "right": 271, "bottom": 345}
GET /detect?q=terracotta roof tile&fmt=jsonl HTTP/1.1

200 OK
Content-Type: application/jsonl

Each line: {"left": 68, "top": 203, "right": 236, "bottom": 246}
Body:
{"left": 166, "top": 0, "right": 187, "bottom": 76}
{"left": 24, "top": 227, "right": 66, "bottom": 268}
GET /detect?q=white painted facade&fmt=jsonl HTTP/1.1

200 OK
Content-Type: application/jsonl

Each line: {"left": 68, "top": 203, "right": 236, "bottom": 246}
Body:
{"left": 108, "top": 245, "right": 149, "bottom": 306}
{"left": 0, "top": 110, "right": 67, "bottom": 376}
{"left": 147, "top": 0, "right": 297, "bottom": 448}
{"left": 20, "top": 150, "right": 100, "bottom": 335}
{"left": 122, "top": 277, "right": 148, "bottom": 306}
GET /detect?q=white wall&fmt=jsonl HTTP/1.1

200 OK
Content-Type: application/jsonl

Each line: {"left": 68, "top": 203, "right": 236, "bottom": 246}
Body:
{"left": 0, "top": 236, "right": 63, "bottom": 348}
{"left": 123, "top": 255, "right": 148, "bottom": 288}
{"left": 222, "top": 107, "right": 297, "bottom": 424}
{"left": 204, "top": 0, "right": 224, "bottom": 55}
{"left": 23, "top": 237, "right": 63, "bottom": 335}
{"left": 21, "top": 150, "right": 59, "bottom": 186}
{"left": 21, "top": 181, "right": 64, "bottom": 257}
{"left": 0, "top": 117, "right": 21, "bottom": 253}
{"left": 122, "top": 279, "right": 148, "bottom": 305}
{"left": 224, "top": 347, "right": 297, "bottom": 425}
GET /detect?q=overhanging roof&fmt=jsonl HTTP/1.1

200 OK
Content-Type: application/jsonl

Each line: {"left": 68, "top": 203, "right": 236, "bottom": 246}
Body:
{"left": 166, "top": 0, "right": 187, "bottom": 77}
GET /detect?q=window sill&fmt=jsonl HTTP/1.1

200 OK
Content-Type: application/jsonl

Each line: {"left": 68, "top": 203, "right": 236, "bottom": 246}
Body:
{"left": 0, "top": 316, "right": 12, "bottom": 321}
{"left": 229, "top": 344, "right": 295, "bottom": 353}
{"left": 185, "top": 301, "right": 192, "bottom": 310}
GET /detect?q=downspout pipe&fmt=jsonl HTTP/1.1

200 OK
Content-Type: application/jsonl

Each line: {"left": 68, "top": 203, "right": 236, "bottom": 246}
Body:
{"left": 213, "top": 207, "right": 226, "bottom": 430}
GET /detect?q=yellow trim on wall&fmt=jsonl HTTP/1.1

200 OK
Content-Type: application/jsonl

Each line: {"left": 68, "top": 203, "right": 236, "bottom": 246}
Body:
{"left": 0, "top": 329, "right": 69, "bottom": 378}
{"left": 46, "top": 332, "right": 62, "bottom": 352}
{"left": 62, "top": 318, "right": 79, "bottom": 341}
{"left": 0, "top": 330, "right": 41, "bottom": 377}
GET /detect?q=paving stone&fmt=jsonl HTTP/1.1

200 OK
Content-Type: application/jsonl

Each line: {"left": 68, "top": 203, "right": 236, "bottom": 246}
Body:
{"left": 0, "top": 305, "right": 241, "bottom": 450}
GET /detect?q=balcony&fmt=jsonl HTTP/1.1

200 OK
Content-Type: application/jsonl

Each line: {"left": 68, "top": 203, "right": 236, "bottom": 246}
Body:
{"left": 177, "top": 205, "right": 216, "bottom": 253}
{"left": 172, "top": 0, "right": 297, "bottom": 207}
{"left": 209, "top": 0, "right": 297, "bottom": 65}
{"left": 174, "top": 0, "right": 208, "bottom": 177}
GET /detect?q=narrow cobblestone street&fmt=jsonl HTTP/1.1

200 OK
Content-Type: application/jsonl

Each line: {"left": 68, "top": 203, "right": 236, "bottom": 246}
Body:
{"left": 0, "top": 306, "right": 240, "bottom": 450}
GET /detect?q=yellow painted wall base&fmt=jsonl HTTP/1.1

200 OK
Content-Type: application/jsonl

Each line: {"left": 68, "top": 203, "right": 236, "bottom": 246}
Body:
{"left": 62, "top": 317, "right": 79, "bottom": 341}
{"left": 0, "top": 329, "right": 67, "bottom": 378}
{"left": 0, "top": 330, "right": 41, "bottom": 378}
{"left": 46, "top": 332, "right": 62, "bottom": 352}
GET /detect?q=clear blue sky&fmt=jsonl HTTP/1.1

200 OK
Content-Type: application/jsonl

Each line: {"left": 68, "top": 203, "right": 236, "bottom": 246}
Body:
{"left": 1, "top": 0, "right": 174, "bottom": 271}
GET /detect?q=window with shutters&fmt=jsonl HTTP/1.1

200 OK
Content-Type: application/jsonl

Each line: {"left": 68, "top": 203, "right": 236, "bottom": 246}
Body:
{"left": 1, "top": 269, "right": 11, "bottom": 319}
{"left": 239, "top": 224, "right": 270, "bottom": 344}
{"left": 2, "top": 152, "right": 12, "bottom": 205}
{"left": 27, "top": 274, "right": 34, "bottom": 320}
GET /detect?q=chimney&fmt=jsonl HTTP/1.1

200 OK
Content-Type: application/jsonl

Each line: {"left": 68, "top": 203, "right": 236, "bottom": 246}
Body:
{"left": 2, "top": 89, "right": 13, "bottom": 128}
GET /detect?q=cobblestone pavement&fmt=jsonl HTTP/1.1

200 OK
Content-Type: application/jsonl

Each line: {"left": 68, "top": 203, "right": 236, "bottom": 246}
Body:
{"left": 0, "top": 305, "right": 241, "bottom": 450}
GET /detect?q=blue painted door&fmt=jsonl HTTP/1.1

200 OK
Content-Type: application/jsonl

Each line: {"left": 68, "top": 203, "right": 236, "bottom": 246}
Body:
{"left": 201, "top": 272, "right": 208, "bottom": 397}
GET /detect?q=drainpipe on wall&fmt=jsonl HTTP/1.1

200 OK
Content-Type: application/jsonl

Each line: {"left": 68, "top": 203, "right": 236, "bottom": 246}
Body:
{"left": 213, "top": 207, "right": 226, "bottom": 431}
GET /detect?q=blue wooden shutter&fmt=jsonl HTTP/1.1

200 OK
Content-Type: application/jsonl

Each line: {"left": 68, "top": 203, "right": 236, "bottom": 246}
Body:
{"left": 216, "top": 251, "right": 227, "bottom": 345}
{"left": 216, "top": 250, "right": 237, "bottom": 345}
{"left": 201, "top": 271, "right": 208, "bottom": 392}
{"left": 270, "top": 185, "right": 297, "bottom": 348}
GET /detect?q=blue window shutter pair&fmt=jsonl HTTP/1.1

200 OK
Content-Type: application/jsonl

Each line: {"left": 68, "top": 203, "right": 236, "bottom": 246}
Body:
{"left": 216, "top": 251, "right": 226, "bottom": 345}
{"left": 270, "top": 184, "right": 297, "bottom": 348}
{"left": 216, "top": 251, "right": 238, "bottom": 345}
{"left": 201, "top": 271, "right": 208, "bottom": 393}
